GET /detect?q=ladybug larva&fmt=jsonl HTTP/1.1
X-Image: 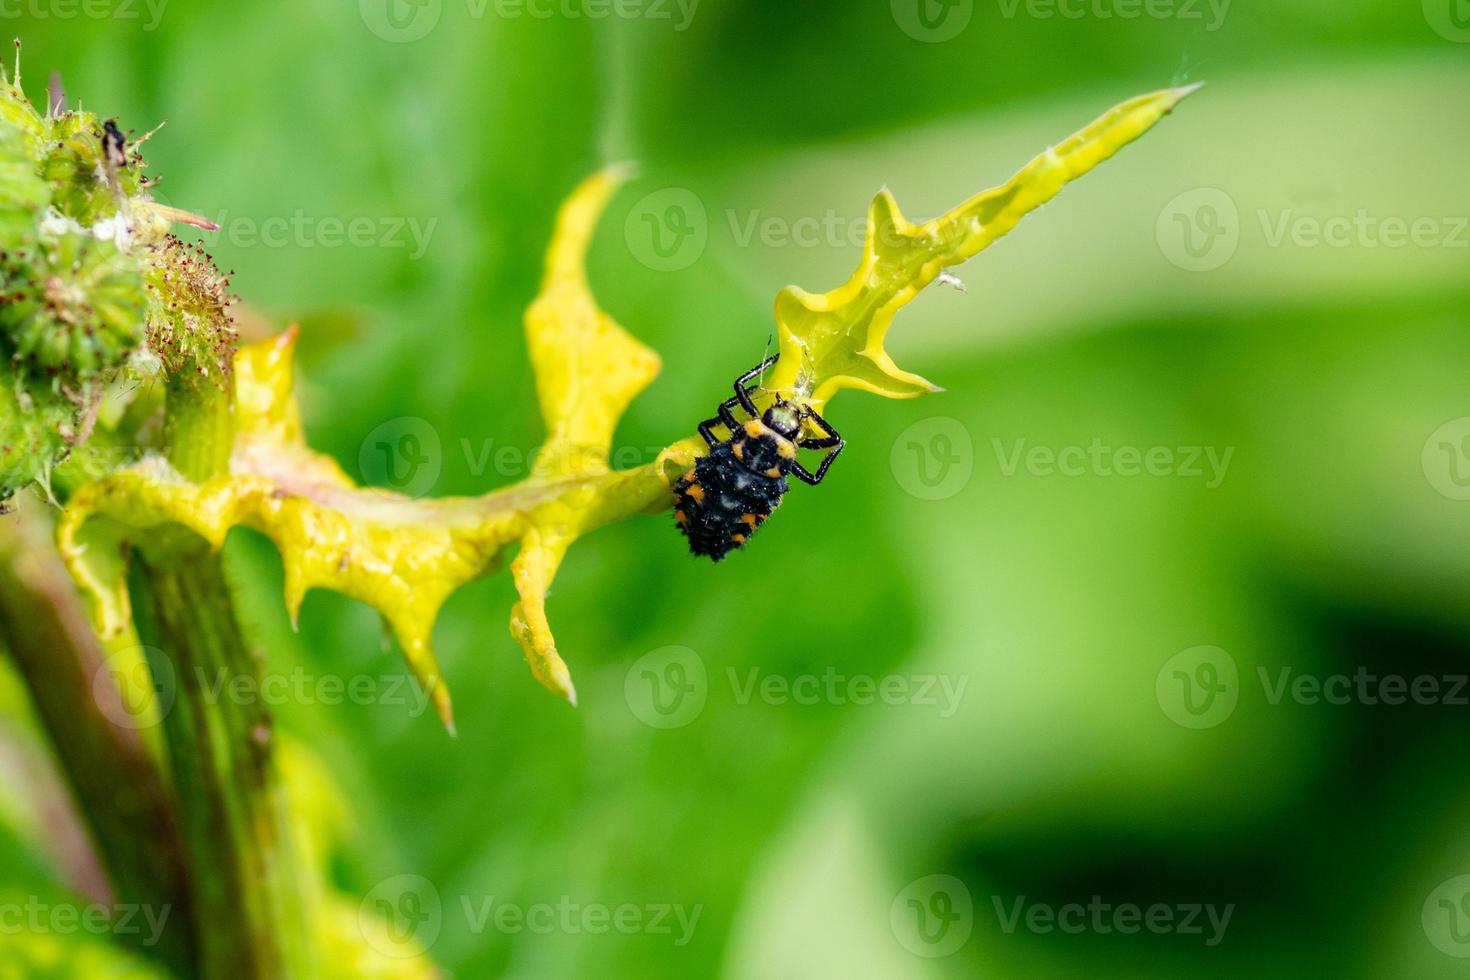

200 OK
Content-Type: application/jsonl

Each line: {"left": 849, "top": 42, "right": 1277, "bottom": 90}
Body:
{"left": 673, "top": 354, "right": 844, "bottom": 561}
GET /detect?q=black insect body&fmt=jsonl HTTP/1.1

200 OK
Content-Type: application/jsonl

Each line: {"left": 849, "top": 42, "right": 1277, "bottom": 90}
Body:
{"left": 674, "top": 355, "right": 844, "bottom": 561}
{"left": 102, "top": 119, "right": 128, "bottom": 169}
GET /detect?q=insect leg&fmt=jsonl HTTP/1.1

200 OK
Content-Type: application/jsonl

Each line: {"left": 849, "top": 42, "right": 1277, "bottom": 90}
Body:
{"left": 796, "top": 409, "right": 845, "bottom": 484}
{"left": 698, "top": 395, "right": 747, "bottom": 446}
{"left": 734, "top": 355, "right": 779, "bottom": 417}
{"left": 790, "top": 462, "right": 820, "bottom": 486}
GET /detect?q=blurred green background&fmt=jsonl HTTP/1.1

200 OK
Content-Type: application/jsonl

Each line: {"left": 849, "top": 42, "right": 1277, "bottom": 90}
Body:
{"left": 3, "top": 0, "right": 1470, "bottom": 976}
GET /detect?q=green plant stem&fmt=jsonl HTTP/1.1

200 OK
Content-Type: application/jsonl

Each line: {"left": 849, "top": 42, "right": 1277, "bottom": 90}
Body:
{"left": 127, "top": 371, "right": 314, "bottom": 978}
{"left": 131, "top": 538, "right": 312, "bottom": 978}
{"left": 164, "top": 375, "right": 234, "bottom": 483}
{"left": 0, "top": 507, "right": 196, "bottom": 977}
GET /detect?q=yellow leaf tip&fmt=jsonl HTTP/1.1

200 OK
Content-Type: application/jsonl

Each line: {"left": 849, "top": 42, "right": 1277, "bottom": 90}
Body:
{"left": 544, "top": 655, "right": 578, "bottom": 706}
{"left": 431, "top": 682, "right": 455, "bottom": 733}
{"left": 1168, "top": 80, "right": 1206, "bottom": 103}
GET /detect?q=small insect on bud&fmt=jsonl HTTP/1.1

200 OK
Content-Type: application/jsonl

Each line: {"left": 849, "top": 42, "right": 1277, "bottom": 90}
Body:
{"left": 102, "top": 118, "right": 128, "bottom": 170}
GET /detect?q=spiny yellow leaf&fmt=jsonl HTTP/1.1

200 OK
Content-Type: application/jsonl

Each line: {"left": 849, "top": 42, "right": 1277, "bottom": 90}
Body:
{"left": 524, "top": 165, "right": 662, "bottom": 480}
{"left": 764, "top": 84, "right": 1202, "bottom": 411}
{"left": 509, "top": 524, "right": 576, "bottom": 703}
{"left": 57, "top": 171, "right": 676, "bottom": 727}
